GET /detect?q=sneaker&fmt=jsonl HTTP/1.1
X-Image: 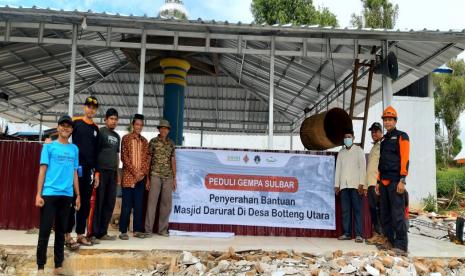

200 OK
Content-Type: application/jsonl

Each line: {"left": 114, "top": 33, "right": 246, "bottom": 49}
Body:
{"left": 376, "top": 236, "right": 388, "bottom": 246}
{"left": 99, "top": 235, "right": 116, "bottom": 241}
{"left": 144, "top": 232, "right": 153, "bottom": 238}
{"left": 53, "top": 267, "right": 65, "bottom": 275}
{"left": 134, "top": 232, "right": 146, "bottom": 239}
{"left": 355, "top": 236, "right": 364, "bottom": 243}
{"left": 89, "top": 236, "right": 101, "bottom": 244}
{"left": 376, "top": 241, "right": 393, "bottom": 251}
{"left": 158, "top": 231, "right": 169, "bottom": 237}
{"left": 337, "top": 234, "right": 351, "bottom": 240}
{"left": 366, "top": 234, "right": 382, "bottom": 245}
{"left": 119, "top": 233, "right": 129, "bottom": 240}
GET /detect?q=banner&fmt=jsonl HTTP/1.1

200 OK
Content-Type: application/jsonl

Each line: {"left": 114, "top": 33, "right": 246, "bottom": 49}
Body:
{"left": 171, "top": 149, "right": 336, "bottom": 230}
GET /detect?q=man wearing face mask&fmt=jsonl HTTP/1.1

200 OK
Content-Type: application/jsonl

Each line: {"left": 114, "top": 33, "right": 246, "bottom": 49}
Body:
{"left": 334, "top": 129, "right": 367, "bottom": 243}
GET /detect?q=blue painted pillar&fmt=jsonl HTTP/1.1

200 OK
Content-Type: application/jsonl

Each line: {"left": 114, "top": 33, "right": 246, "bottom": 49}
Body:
{"left": 160, "top": 58, "right": 191, "bottom": 145}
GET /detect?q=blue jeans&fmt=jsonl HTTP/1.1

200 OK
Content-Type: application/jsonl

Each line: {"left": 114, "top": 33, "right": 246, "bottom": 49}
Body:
{"left": 119, "top": 180, "right": 145, "bottom": 233}
{"left": 340, "top": 188, "right": 362, "bottom": 237}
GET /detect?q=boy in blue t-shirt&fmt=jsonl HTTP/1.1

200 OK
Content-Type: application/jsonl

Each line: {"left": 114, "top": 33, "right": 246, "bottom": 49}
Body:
{"left": 36, "top": 115, "right": 81, "bottom": 275}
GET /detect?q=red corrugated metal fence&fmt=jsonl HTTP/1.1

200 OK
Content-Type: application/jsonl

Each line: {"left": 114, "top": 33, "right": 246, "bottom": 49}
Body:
{"left": 0, "top": 141, "right": 372, "bottom": 238}
{"left": 0, "top": 141, "right": 41, "bottom": 230}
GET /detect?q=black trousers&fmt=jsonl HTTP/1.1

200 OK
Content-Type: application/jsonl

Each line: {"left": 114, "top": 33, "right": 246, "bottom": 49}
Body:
{"left": 67, "top": 166, "right": 93, "bottom": 234}
{"left": 367, "top": 186, "right": 382, "bottom": 235}
{"left": 92, "top": 169, "right": 117, "bottom": 238}
{"left": 37, "top": 196, "right": 73, "bottom": 269}
{"left": 379, "top": 180, "right": 408, "bottom": 251}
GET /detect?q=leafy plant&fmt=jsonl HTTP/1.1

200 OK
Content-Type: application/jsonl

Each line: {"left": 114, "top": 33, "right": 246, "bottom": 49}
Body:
{"left": 422, "top": 193, "right": 437, "bottom": 212}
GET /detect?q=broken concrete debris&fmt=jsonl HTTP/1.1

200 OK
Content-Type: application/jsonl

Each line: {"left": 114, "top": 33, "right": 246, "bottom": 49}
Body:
{"left": 130, "top": 247, "right": 465, "bottom": 276}
{"left": 1, "top": 245, "right": 464, "bottom": 275}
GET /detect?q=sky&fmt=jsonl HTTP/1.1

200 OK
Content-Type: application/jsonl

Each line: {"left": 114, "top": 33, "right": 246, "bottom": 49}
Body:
{"left": 1, "top": 0, "right": 465, "bottom": 144}
{"left": 1, "top": 0, "right": 464, "bottom": 29}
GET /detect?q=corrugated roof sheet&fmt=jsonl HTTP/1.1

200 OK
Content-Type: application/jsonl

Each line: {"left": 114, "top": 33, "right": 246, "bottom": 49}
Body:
{"left": 0, "top": 6, "right": 464, "bottom": 134}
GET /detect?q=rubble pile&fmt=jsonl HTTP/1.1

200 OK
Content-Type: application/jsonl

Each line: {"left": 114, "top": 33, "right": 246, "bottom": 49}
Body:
{"left": 0, "top": 247, "right": 23, "bottom": 275}
{"left": 409, "top": 209, "right": 465, "bottom": 244}
{"left": 132, "top": 248, "right": 465, "bottom": 276}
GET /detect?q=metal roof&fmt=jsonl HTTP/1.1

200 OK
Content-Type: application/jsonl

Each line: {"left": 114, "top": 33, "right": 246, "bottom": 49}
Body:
{"left": 0, "top": 6, "right": 464, "bottom": 134}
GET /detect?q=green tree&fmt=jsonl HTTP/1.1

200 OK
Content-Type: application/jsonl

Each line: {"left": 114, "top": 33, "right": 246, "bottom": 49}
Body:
{"left": 351, "top": 0, "right": 399, "bottom": 29}
{"left": 434, "top": 59, "right": 465, "bottom": 167}
{"left": 452, "top": 135, "right": 462, "bottom": 159}
{"left": 251, "top": 0, "right": 338, "bottom": 27}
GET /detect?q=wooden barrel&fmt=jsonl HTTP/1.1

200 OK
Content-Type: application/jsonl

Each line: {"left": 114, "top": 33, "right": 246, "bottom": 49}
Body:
{"left": 300, "top": 108, "right": 353, "bottom": 150}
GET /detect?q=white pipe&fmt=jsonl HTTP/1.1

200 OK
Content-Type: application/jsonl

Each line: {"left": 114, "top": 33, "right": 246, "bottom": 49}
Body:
{"left": 137, "top": 30, "right": 147, "bottom": 114}
{"left": 38, "top": 114, "right": 43, "bottom": 142}
{"left": 428, "top": 73, "right": 434, "bottom": 98}
{"left": 290, "top": 132, "right": 293, "bottom": 150}
{"left": 268, "top": 38, "right": 275, "bottom": 150}
{"left": 200, "top": 121, "right": 204, "bottom": 147}
{"left": 68, "top": 24, "right": 77, "bottom": 116}
{"left": 382, "top": 75, "right": 393, "bottom": 109}
{"left": 382, "top": 40, "right": 393, "bottom": 109}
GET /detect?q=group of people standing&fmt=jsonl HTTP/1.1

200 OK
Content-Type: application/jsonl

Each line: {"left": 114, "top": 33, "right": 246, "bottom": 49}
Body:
{"left": 33, "top": 97, "right": 412, "bottom": 273}
{"left": 34, "top": 96, "right": 176, "bottom": 274}
{"left": 334, "top": 106, "right": 410, "bottom": 256}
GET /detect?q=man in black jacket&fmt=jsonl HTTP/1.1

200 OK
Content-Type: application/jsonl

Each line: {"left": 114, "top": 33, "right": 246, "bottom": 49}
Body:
{"left": 65, "top": 96, "right": 100, "bottom": 249}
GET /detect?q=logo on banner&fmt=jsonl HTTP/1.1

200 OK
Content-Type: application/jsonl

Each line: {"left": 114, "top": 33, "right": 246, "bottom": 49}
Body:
{"left": 227, "top": 155, "right": 241, "bottom": 162}
{"left": 266, "top": 157, "right": 277, "bottom": 163}
{"left": 243, "top": 154, "right": 249, "bottom": 163}
{"left": 254, "top": 155, "right": 261, "bottom": 164}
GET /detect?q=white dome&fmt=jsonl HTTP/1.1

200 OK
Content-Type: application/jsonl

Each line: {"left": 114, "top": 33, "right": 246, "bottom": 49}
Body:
{"left": 159, "top": 0, "right": 188, "bottom": 19}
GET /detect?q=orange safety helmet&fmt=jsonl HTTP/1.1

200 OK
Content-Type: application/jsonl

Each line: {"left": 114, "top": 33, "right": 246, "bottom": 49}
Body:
{"left": 382, "top": 106, "right": 398, "bottom": 119}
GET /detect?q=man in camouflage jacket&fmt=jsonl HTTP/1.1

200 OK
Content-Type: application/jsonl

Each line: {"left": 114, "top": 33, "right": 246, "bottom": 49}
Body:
{"left": 144, "top": 119, "right": 177, "bottom": 237}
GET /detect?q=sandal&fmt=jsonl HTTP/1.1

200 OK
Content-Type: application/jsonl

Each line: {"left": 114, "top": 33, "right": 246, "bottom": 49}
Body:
{"left": 89, "top": 236, "right": 101, "bottom": 244}
{"left": 119, "top": 233, "right": 129, "bottom": 240}
{"left": 134, "top": 232, "right": 146, "bottom": 239}
{"left": 100, "top": 234, "right": 116, "bottom": 241}
{"left": 65, "top": 238, "right": 80, "bottom": 251}
{"left": 53, "top": 267, "right": 65, "bottom": 275}
{"left": 76, "top": 236, "right": 93, "bottom": 246}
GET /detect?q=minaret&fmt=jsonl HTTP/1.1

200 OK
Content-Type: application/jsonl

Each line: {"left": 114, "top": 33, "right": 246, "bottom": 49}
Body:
{"left": 158, "top": 0, "right": 190, "bottom": 145}
{"left": 159, "top": 0, "right": 188, "bottom": 20}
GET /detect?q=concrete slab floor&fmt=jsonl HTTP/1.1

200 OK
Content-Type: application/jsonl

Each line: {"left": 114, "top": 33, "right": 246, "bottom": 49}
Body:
{"left": 0, "top": 230, "right": 464, "bottom": 258}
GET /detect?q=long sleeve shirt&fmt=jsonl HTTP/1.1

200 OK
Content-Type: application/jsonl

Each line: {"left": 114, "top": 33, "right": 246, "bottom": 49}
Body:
{"left": 121, "top": 132, "right": 151, "bottom": 188}
{"left": 377, "top": 128, "right": 410, "bottom": 185}
{"left": 366, "top": 141, "right": 381, "bottom": 187}
{"left": 335, "top": 145, "right": 367, "bottom": 190}
{"left": 72, "top": 117, "right": 99, "bottom": 168}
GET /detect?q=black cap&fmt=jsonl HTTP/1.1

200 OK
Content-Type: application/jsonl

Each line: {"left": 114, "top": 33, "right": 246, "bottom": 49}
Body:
{"left": 84, "top": 96, "right": 99, "bottom": 108}
{"left": 344, "top": 128, "right": 354, "bottom": 135}
{"left": 58, "top": 115, "right": 73, "bottom": 127}
{"left": 369, "top": 122, "right": 382, "bottom": 131}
